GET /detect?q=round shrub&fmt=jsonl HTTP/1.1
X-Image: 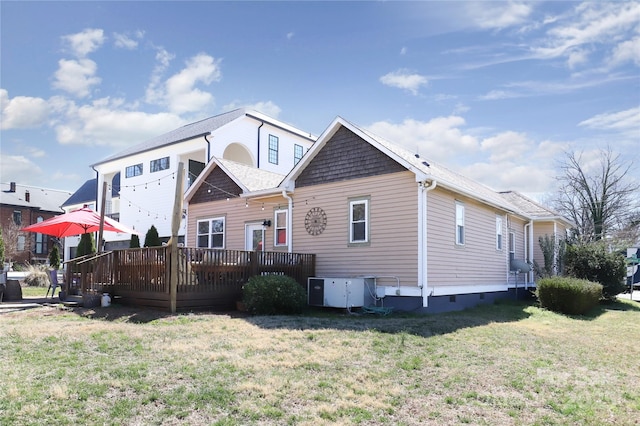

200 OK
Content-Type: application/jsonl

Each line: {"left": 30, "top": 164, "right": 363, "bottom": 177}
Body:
{"left": 242, "top": 275, "right": 306, "bottom": 315}
{"left": 536, "top": 277, "right": 602, "bottom": 315}
{"left": 564, "top": 242, "right": 626, "bottom": 301}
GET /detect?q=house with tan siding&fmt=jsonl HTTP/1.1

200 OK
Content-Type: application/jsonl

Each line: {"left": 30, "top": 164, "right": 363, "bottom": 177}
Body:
{"left": 185, "top": 116, "right": 573, "bottom": 313}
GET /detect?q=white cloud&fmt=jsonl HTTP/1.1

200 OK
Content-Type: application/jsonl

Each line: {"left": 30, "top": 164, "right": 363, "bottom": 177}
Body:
{"left": 367, "top": 116, "right": 479, "bottom": 162}
{"left": 52, "top": 58, "right": 101, "bottom": 98}
{"left": 62, "top": 28, "right": 105, "bottom": 57}
{"left": 147, "top": 53, "right": 222, "bottom": 114}
{"left": 54, "top": 97, "right": 185, "bottom": 147}
{"left": 379, "top": 69, "right": 428, "bottom": 95}
{"left": 0, "top": 154, "right": 44, "bottom": 183}
{"left": 223, "top": 100, "right": 282, "bottom": 119}
{"left": 0, "top": 89, "right": 50, "bottom": 129}
{"left": 478, "top": 90, "right": 520, "bottom": 100}
{"left": 578, "top": 107, "right": 640, "bottom": 133}
{"left": 609, "top": 36, "right": 640, "bottom": 67}
{"left": 113, "top": 32, "right": 139, "bottom": 50}
{"left": 461, "top": 161, "right": 556, "bottom": 193}
{"left": 467, "top": 1, "right": 532, "bottom": 30}
{"left": 532, "top": 2, "right": 640, "bottom": 69}
{"left": 480, "top": 131, "right": 531, "bottom": 163}
{"left": 286, "top": 32, "right": 294, "bottom": 40}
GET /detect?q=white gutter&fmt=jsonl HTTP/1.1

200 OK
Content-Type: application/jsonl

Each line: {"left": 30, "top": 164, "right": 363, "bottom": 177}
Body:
{"left": 418, "top": 179, "right": 437, "bottom": 307}
{"left": 282, "top": 190, "right": 293, "bottom": 253}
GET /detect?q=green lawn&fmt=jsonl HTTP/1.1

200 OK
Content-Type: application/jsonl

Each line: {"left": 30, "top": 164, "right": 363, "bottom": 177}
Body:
{"left": 1, "top": 298, "right": 639, "bottom": 425}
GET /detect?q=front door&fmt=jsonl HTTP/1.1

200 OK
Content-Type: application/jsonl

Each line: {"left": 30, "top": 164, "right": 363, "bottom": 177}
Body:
{"left": 245, "top": 223, "right": 264, "bottom": 251}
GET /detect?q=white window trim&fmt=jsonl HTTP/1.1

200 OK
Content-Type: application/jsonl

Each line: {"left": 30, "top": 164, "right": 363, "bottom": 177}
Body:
{"left": 349, "top": 198, "right": 369, "bottom": 244}
{"left": 274, "top": 209, "right": 288, "bottom": 247}
{"left": 455, "top": 201, "right": 465, "bottom": 246}
{"left": 496, "top": 216, "right": 503, "bottom": 251}
{"left": 197, "top": 216, "right": 225, "bottom": 249}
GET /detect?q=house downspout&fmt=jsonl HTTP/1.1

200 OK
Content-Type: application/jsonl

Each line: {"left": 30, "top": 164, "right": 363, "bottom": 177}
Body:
{"left": 282, "top": 190, "right": 293, "bottom": 253}
{"left": 257, "top": 121, "right": 264, "bottom": 168}
{"left": 418, "top": 179, "right": 437, "bottom": 307}
{"left": 525, "top": 220, "right": 534, "bottom": 286}
{"left": 203, "top": 134, "right": 212, "bottom": 162}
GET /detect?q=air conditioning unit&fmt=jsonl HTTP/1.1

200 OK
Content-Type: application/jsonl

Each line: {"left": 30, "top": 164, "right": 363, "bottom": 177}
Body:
{"left": 308, "top": 277, "right": 365, "bottom": 308}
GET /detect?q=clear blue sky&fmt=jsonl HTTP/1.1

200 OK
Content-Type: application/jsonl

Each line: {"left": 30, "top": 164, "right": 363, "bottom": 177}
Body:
{"left": 1, "top": 1, "right": 638, "bottom": 201}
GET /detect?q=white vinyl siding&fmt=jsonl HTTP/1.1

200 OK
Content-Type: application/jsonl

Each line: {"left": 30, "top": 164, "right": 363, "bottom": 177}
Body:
{"left": 455, "top": 201, "right": 465, "bottom": 245}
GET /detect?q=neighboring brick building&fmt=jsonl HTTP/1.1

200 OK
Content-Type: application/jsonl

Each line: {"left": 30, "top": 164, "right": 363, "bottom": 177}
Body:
{"left": 0, "top": 181, "right": 72, "bottom": 266}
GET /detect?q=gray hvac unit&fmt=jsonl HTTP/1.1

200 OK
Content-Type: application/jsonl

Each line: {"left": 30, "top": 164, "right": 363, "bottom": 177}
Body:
{"left": 308, "top": 277, "right": 365, "bottom": 308}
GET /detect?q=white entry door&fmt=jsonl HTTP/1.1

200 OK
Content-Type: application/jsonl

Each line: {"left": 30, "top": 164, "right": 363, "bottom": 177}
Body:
{"left": 245, "top": 223, "right": 265, "bottom": 251}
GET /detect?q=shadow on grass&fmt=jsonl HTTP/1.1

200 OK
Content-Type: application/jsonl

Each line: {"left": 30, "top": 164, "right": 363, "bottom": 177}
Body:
{"left": 572, "top": 298, "right": 640, "bottom": 321}
{"left": 241, "top": 299, "right": 534, "bottom": 338}
{"left": 59, "top": 298, "right": 533, "bottom": 336}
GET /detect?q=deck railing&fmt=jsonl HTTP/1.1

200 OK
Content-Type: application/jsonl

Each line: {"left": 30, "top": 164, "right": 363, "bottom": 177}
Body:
{"left": 63, "top": 247, "right": 315, "bottom": 311}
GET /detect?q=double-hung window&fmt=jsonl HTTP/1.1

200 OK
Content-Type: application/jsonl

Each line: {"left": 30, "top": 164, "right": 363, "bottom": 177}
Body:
{"left": 274, "top": 209, "right": 287, "bottom": 246}
{"left": 13, "top": 210, "right": 22, "bottom": 226}
{"left": 496, "top": 216, "right": 503, "bottom": 250}
{"left": 197, "top": 217, "right": 225, "bottom": 249}
{"left": 349, "top": 198, "right": 369, "bottom": 244}
{"left": 268, "top": 135, "right": 279, "bottom": 164}
{"left": 294, "top": 144, "right": 303, "bottom": 165}
{"left": 455, "top": 201, "right": 465, "bottom": 245}
{"left": 150, "top": 156, "right": 170, "bottom": 173}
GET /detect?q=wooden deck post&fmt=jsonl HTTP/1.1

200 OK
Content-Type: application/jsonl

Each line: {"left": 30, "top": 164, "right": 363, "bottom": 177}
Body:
{"left": 169, "top": 162, "right": 185, "bottom": 313}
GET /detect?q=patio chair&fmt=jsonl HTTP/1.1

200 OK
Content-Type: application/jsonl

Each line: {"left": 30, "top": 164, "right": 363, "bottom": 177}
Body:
{"left": 46, "top": 269, "right": 59, "bottom": 298}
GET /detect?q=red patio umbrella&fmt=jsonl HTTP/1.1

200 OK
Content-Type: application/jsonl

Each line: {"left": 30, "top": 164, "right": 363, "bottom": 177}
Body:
{"left": 21, "top": 207, "right": 138, "bottom": 238}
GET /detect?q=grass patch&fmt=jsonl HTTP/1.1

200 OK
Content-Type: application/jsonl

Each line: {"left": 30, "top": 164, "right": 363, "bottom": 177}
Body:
{"left": 1, "top": 299, "right": 639, "bottom": 425}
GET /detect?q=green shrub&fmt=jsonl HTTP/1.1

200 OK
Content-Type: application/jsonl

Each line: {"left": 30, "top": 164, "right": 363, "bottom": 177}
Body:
{"left": 242, "top": 275, "right": 306, "bottom": 315}
{"left": 144, "top": 225, "right": 162, "bottom": 247}
{"left": 564, "top": 242, "right": 626, "bottom": 301}
{"left": 536, "top": 277, "right": 602, "bottom": 315}
{"left": 48, "top": 245, "right": 61, "bottom": 269}
{"left": 76, "top": 233, "right": 96, "bottom": 257}
{"left": 130, "top": 234, "right": 141, "bottom": 248}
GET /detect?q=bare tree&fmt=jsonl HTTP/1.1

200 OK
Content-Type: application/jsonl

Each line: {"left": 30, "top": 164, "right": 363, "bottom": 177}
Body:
{"left": 555, "top": 146, "right": 639, "bottom": 242}
{"left": 2, "top": 218, "right": 25, "bottom": 266}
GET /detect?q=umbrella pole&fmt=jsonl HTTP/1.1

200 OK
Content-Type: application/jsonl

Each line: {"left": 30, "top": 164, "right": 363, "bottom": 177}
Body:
{"left": 97, "top": 181, "right": 108, "bottom": 253}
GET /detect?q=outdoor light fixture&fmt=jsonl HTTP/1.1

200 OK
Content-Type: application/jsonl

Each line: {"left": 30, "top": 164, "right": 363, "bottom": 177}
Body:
{"left": 262, "top": 220, "right": 272, "bottom": 227}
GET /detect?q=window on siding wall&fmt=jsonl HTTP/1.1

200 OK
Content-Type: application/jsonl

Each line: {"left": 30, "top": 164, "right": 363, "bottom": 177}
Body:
{"left": 349, "top": 199, "right": 369, "bottom": 244}
{"left": 274, "top": 209, "right": 287, "bottom": 246}
{"left": 509, "top": 231, "right": 515, "bottom": 261}
{"left": 268, "top": 135, "right": 279, "bottom": 164}
{"left": 496, "top": 216, "right": 503, "bottom": 250}
{"left": 455, "top": 202, "right": 465, "bottom": 245}
{"left": 150, "top": 157, "right": 170, "bottom": 173}
{"left": 35, "top": 216, "right": 45, "bottom": 255}
{"left": 294, "top": 144, "right": 303, "bottom": 165}
{"left": 197, "top": 217, "right": 225, "bottom": 249}
{"left": 125, "top": 164, "right": 143, "bottom": 178}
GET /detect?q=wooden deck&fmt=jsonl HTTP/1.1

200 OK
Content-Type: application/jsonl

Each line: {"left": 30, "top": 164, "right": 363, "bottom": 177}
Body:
{"left": 64, "top": 247, "right": 315, "bottom": 311}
